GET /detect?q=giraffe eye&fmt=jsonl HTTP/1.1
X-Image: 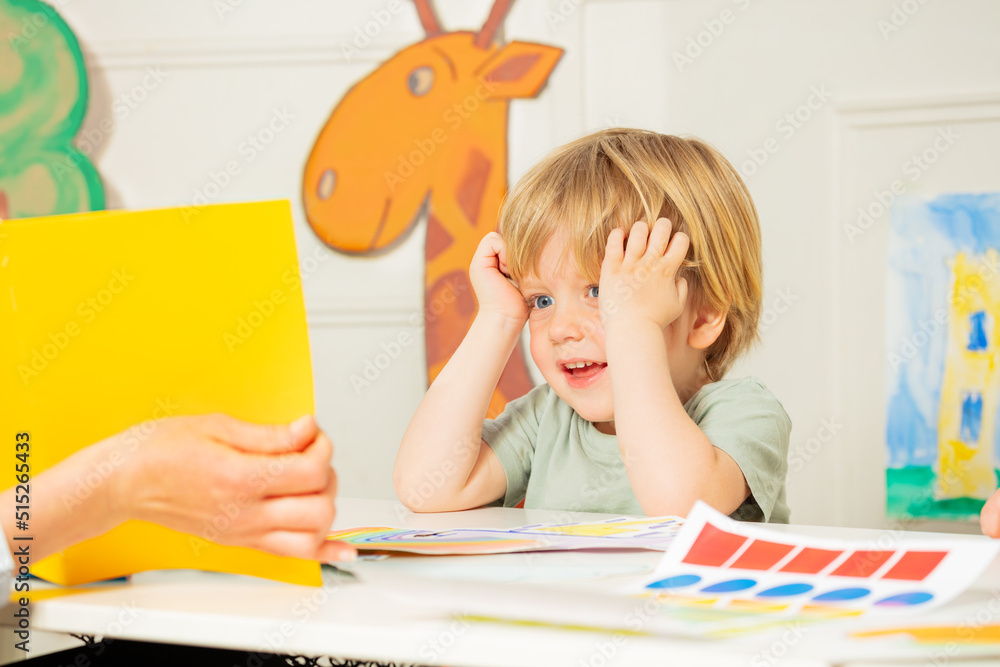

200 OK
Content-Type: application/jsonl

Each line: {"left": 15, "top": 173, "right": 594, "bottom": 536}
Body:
{"left": 407, "top": 66, "right": 434, "bottom": 96}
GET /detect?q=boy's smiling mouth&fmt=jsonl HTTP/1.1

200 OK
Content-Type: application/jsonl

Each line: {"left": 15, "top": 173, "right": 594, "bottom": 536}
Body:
{"left": 560, "top": 358, "right": 608, "bottom": 387}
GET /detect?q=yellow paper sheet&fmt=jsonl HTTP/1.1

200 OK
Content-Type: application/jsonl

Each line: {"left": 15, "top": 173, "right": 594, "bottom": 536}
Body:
{"left": 0, "top": 200, "right": 320, "bottom": 586}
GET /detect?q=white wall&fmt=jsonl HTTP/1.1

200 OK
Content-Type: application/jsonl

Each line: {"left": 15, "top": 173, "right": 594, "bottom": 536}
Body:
{"left": 53, "top": 0, "right": 1000, "bottom": 528}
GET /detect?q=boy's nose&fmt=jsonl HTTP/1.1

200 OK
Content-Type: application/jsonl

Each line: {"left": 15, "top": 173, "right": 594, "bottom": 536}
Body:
{"left": 548, "top": 307, "right": 587, "bottom": 343}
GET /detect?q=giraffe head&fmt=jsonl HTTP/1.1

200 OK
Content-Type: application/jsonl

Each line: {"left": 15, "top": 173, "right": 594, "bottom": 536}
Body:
{"left": 303, "top": 0, "right": 562, "bottom": 253}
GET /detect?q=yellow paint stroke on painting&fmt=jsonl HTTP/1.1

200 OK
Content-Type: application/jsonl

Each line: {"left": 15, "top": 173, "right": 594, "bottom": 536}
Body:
{"left": 529, "top": 519, "right": 677, "bottom": 537}
{"left": 936, "top": 250, "right": 1000, "bottom": 499}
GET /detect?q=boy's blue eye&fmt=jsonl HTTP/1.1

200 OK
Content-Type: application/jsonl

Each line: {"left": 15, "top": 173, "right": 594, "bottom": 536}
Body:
{"left": 587, "top": 285, "right": 599, "bottom": 298}
{"left": 531, "top": 295, "right": 554, "bottom": 309}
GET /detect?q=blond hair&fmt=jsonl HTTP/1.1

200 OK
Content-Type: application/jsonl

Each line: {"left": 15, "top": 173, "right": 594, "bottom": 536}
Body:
{"left": 499, "top": 128, "right": 762, "bottom": 380}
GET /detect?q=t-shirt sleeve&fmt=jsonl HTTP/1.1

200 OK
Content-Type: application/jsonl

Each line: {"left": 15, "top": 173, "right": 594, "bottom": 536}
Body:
{"left": 690, "top": 379, "right": 791, "bottom": 522}
{"left": 482, "top": 383, "right": 548, "bottom": 507}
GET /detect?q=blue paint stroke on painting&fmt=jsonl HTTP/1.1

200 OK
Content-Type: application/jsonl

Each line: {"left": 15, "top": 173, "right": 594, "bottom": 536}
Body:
{"left": 967, "top": 311, "right": 988, "bottom": 351}
{"left": 960, "top": 392, "right": 983, "bottom": 444}
{"left": 886, "top": 193, "right": 1000, "bottom": 470}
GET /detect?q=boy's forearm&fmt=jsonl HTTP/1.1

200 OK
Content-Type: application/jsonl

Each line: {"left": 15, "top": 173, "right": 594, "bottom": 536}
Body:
{"left": 605, "top": 319, "right": 731, "bottom": 516}
{"left": 394, "top": 313, "right": 524, "bottom": 510}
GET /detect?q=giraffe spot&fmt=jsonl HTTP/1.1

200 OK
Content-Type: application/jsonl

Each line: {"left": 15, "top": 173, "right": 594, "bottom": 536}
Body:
{"left": 317, "top": 169, "right": 336, "bottom": 201}
{"left": 425, "top": 271, "right": 475, "bottom": 368}
{"left": 457, "top": 149, "right": 491, "bottom": 227}
{"left": 497, "top": 344, "right": 534, "bottom": 404}
{"left": 408, "top": 66, "right": 435, "bottom": 97}
{"left": 425, "top": 214, "right": 453, "bottom": 262}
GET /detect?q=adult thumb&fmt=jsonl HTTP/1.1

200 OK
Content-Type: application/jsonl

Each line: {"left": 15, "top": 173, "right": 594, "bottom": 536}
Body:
{"left": 208, "top": 413, "right": 317, "bottom": 454}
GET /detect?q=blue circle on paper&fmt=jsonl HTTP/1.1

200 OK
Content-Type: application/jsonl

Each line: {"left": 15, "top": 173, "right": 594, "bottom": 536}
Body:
{"left": 701, "top": 579, "right": 757, "bottom": 593}
{"left": 647, "top": 574, "right": 702, "bottom": 589}
{"left": 813, "top": 588, "right": 871, "bottom": 602}
{"left": 875, "top": 592, "right": 934, "bottom": 607}
{"left": 755, "top": 583, "right": 814, "bottom": 598}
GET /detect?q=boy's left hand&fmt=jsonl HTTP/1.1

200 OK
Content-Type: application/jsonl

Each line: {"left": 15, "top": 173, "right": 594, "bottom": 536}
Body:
{"left": 599, "top": 218, "right": 689, "bottom": 330}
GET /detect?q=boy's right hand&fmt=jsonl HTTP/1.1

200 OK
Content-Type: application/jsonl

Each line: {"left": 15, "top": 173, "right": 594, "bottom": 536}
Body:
{"left": 469, "top": 232, "right": 530, "bottom": 326}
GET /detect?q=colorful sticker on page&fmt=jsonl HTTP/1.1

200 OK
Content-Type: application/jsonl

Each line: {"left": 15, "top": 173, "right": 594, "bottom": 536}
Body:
{"left": 327, "top": 516, "right": 683, "bottom": 554}
{"left": 632, "top": 502, "right": 1000, "bottom": 618}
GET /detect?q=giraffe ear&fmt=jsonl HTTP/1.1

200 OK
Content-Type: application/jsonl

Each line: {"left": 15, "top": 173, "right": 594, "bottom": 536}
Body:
{"left": 481, "top": 41, "right": 563, "bottom": 99}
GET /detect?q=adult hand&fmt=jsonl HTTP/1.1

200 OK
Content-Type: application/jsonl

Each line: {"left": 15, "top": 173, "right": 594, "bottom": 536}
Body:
{"left": 113, "top": 413, "right": 355, "bottom": 562}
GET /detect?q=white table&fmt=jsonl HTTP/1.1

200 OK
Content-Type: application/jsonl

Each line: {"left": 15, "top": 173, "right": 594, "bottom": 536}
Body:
{"left": 2, "top": 498, "right": 999, "bottom": 666}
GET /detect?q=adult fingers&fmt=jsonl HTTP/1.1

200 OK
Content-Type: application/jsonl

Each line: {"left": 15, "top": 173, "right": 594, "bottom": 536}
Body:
{"left": 624, "top": 221, "right": 649, "bottom": 261}
{"left": 245, "top": 532, "right": 357, "bottom": 563}
{"left": 646, "top": 218, "right": 673, "bottom": 257}
{"left": 318, "top": 540, "right": 358, "bottom": 564}
{"left": 251, "top": 433, "right": 334, "bottom": 497}
{"left": 202, "top": 413, "right": 318, "bottom": 455}
{"left": 190, "top": 487, "right": 333, "bottom": 547}
{"left": 252, "top": 486, "right": 337, "bottom": 532}
{"left": 249, "top": 530, "right": 333, "bottom": 560}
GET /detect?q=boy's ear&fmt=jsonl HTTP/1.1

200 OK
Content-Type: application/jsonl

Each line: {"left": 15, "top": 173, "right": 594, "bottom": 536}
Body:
{"left": 687, "top": 305, "right": 727, "bottom": 350}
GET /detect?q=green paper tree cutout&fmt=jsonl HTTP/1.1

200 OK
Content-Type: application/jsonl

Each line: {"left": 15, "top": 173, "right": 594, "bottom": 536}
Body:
{"left": 0, "top": 0, "right": 104, "bottom": 219}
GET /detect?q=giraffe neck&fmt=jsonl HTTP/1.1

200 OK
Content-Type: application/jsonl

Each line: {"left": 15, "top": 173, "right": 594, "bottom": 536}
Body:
{"left": 424, "top": 123, "right": 509, "bottom": 286}
{"left": 421, "top": 116, "right": 510, "bottom": 375}
{"left": 419, "top": 106, "right": 535, "bottom": 413}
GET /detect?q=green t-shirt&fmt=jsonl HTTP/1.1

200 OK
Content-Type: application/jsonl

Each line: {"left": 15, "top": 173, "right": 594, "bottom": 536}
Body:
{"left": 482, "top": 377, "right": 791, "bottom": 522}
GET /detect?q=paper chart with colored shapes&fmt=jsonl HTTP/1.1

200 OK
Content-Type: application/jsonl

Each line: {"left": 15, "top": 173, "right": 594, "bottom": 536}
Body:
{"left": 327, "top": 516, "right": 683, "bottom": 555}
{"left": 636, "top": 502, "right": 1000, "bottom": 618}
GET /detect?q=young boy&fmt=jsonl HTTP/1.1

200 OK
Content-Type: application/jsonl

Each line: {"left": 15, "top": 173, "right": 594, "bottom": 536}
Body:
{"left": 394, "top": 128, "right": 791, "bottom": 522}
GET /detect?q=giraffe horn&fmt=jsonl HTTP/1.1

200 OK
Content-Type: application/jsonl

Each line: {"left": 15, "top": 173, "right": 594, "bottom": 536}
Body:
{"left": 474, "top": 0, "right": 513, "bottom": 49}
{"left": 412, "top": 0, "right": 443, "bottom": 37}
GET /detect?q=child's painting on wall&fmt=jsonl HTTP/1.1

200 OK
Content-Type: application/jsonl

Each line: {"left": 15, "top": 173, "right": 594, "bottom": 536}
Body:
{"left": 887, "top": 193, "right": 1000, "bottom": 521}
{"left": 0, "top": 0, "right": 104, "bottom": 219}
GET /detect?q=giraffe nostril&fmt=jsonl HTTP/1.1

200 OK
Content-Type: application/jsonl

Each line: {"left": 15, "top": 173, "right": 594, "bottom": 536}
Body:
{"left": 317, "top": 169, "right": 336, "bottom": 201}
